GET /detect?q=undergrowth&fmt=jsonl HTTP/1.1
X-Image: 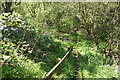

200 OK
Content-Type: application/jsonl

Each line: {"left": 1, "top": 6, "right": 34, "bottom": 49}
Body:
{"left": 0, "top": 13, "right": 119, "bottom": 79}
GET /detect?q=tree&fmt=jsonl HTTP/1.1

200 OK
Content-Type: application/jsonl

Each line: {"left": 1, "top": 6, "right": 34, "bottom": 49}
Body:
{"left": 2, "top": 1, "right": 21, "bottom": 13}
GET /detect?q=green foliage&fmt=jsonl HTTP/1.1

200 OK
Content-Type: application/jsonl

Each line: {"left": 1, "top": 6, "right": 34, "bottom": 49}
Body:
{"left": 1, "top": 2, "right": 119, "bottom": 79}
{"left": 0, "top": 13, "right": 46, "bottom": 78}
{"left": 0, "top": 40, "right": 46, "bottom": 78}
{"left": 74, "top": 41, "right": 118, "bottom": 78}
{"left": 94, "top": 65, "right": 118, "bottom": 78}
{"left": 0, "top": 13, "right": 36, "bottom": 43}
{"left": 2, "top": 55, "right": 45, "bottom": 78}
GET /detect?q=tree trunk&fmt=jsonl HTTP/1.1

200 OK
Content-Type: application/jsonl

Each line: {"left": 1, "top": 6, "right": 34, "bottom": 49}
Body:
{"left": 4, "top": 2, "right": 12, "bottom": 13}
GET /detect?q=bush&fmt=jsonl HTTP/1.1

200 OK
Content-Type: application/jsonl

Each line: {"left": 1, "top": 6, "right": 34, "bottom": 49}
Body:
{"left": 2, "top": 55, "right": 46, "bottom": 78}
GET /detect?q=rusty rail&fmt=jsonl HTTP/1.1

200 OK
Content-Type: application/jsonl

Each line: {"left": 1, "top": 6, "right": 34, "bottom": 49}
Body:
{"left": 42, "top": 46, "right": 73, "bottom": 80}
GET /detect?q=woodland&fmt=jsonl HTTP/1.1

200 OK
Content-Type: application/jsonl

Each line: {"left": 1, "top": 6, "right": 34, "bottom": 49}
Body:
{"left": 0, "top": 1, "right": 120, "bottom": 79}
